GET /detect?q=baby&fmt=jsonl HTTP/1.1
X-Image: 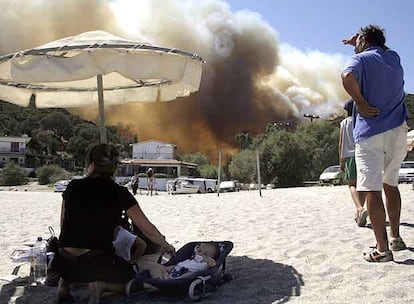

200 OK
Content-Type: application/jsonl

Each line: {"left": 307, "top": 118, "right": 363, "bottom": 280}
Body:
{"left": 149, "top": 242, "right": 219, "bottom": 280}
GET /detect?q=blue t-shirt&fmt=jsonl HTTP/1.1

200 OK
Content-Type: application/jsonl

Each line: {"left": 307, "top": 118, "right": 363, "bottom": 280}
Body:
{"left": 343, "top": 46, "right": 407, "bottom": 143}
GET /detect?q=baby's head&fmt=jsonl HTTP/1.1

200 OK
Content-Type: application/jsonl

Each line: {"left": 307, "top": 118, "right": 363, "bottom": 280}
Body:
{"left": 194, "top": 242, "right": 219, "bottom": 259}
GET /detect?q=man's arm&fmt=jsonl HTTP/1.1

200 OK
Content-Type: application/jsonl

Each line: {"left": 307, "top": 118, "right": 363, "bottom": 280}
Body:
{"left": 341, "top": 72, "right": 380, "bottom": 118}
{"left": 60, "top": 200, "right": 65, "bottom": 229}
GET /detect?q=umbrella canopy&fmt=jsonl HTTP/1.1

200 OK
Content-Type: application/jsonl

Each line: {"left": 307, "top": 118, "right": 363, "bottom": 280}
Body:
{"left": 0, "top": 30, "right": 204, "bottom": 142}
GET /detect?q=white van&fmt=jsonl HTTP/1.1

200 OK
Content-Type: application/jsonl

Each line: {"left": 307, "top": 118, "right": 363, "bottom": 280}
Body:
{"left": 176, "top": 177, "right": 218, "bottom": 193}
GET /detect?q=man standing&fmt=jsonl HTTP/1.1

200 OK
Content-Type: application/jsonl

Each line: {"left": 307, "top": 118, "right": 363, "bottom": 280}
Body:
{"left": 342, "top": 25, "right": 408, "bottom": 262}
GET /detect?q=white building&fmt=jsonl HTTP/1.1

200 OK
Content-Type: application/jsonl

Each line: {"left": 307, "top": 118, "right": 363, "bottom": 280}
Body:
{"left": 132, "top": 140, "right": 176, "bottom": 160}
{"left": 118, "top": 141, "right": 198, "bottom": 191}
{"left": 0, "top": 135, "right": 31, "bottom": 166}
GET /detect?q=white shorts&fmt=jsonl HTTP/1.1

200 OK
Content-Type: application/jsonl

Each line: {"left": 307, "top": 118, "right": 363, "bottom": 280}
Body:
{"left": 355, "top": 122, "right": 408, "bottom": 191}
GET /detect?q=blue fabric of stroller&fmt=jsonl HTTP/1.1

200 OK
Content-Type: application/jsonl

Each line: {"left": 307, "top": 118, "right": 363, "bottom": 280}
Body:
{"left": 136, "top": 241, "right": 233, "bottom": 297}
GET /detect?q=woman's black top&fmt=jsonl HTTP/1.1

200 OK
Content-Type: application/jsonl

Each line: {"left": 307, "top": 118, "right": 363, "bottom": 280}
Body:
{"left": 59, "top": 176, "right": 136, "bottom": 251}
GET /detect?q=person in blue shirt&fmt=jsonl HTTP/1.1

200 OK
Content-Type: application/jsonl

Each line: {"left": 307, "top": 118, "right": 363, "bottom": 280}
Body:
{"left": 342, "top": 25, "right": 408, "bottom": 262}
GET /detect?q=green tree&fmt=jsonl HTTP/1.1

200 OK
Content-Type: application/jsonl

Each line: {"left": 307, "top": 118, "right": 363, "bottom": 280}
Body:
{"left": 68, "top": 123, "right": 100, "bottom": 166}
{"left": 199, "top": 164, "right": 218, "bottom": 179}
{"left": 40, "top": 112, "right": 73, "bottom": 139}
{"left": 235, "top": 132, "right": 253, "bottom": 150}
{"left": 296, "top": 120, "right": 339, "bottom": 181}
{"left": 180, "top": 152, "right": 210, "bottom": 166}
{"left": 258, "top": 130, "right": 308, "bottom": 186}
{"left": 228, "top": 149, "right": 256, "bottom": 183}
{"left": 35, "top": 130, "right": 59, "bottom": 155}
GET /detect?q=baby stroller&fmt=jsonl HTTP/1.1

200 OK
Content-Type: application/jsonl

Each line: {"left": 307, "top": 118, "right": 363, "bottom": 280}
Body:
{"left": 135, "top": 241, "right": 234, "bottom": 300}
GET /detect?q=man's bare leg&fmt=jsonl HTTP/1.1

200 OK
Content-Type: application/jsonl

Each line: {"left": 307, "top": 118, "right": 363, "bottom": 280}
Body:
{"left": 383, "top": 183, "right": 402, "bottom": 239}
{"left": 366, "top": 191, "right": 388, "bottom": 251}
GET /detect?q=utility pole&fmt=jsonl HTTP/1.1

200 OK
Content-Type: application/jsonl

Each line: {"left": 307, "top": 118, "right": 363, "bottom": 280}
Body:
{"left": 256, "top": 149, "right": 262, "bottom": 197}
{"left": 303, "top": 113, "right": 321, "bottom": 122}
{"left": 217, "top": 149, "right": 222, "bottom": 197}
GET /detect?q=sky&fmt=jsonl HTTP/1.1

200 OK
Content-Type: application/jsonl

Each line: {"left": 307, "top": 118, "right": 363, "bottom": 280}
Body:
{"left": 225, "top": 0, "right": 414, "bottom": 93}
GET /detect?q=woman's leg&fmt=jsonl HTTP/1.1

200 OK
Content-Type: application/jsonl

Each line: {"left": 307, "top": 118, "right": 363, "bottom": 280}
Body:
{"left": 56, "top": 278, "right": 73, "bottom": 303}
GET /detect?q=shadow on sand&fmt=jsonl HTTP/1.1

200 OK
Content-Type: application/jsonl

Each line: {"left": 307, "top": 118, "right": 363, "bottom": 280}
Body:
{"left": 366, "top": 221, "right": 414, "bottom": 230}
{"left": 0, "top": 256, "right": 303, "bottom": 304}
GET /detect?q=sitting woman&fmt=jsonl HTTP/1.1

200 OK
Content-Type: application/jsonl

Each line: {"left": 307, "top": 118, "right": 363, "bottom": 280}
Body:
{"left": 54, "top": 143, "right": 175, "bottom": 304}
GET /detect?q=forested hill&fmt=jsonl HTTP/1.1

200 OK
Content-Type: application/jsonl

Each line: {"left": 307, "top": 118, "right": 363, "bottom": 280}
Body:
{"left": 0, "top": 99, "right": 137, "bottom": 167}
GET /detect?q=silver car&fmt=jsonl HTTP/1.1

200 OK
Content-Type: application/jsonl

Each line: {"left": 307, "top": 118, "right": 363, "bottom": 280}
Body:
{"left": 319, "top": 165, "right": 344, "bottom": 185}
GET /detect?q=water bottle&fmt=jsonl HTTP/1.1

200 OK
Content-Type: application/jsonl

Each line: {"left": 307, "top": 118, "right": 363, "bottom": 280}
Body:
{"left": 32, "top": 237, "right": 47, "bottom": 284}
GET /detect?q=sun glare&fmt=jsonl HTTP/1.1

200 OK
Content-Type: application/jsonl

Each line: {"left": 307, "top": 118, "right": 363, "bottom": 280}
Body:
{"left": 110, "top": 0, "right": 142, "bottom": 34}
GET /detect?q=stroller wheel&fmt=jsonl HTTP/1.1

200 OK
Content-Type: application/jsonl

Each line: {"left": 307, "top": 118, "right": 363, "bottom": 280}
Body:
{"left": 188, "top": 278, "right": 204, "bottom": 300}
{"left": 189, "top": 276, "right": 214, "bottom": 300}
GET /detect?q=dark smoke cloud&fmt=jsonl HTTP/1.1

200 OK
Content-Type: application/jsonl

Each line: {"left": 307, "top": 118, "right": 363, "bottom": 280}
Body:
{"left": 0, "top": 0, "right": 348, "bottom": 155}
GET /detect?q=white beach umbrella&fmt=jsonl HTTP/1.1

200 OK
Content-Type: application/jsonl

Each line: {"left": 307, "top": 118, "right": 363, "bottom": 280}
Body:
{"left": 0, "top": 30, "right": 204, "bottom": 142}
{"left": 407, "top": 129, "right": 414, "bottom": 151}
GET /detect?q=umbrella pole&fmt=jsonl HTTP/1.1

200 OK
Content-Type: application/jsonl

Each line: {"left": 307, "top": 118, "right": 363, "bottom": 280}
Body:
{"left": 97, "top": 74, "right": 107, "bottom": 143}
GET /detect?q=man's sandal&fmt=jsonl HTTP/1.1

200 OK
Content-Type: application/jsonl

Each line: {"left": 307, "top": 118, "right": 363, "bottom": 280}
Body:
{"left": 390, "top": 237, "right": 407, "bottom": 251}
{"left": 363, "top": 248, "right": 393, "bottom": 263}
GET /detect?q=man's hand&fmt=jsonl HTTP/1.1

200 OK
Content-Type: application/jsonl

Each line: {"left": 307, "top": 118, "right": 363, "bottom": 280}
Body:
{"left": 342, "top": 33, "right": 359, "bottom": 46}
{"left": 356, "top": 100, "right": 380, "bottom": 118}
{"left": 341, "top": 72, "right": 379, "bottom": 118}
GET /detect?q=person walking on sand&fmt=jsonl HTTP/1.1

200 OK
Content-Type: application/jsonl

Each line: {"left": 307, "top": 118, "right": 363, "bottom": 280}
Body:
{"left": 339, "top": 99, "right": 367, "bottom": 227}
{"left": 130, "top": 173, "right": 139, "bottom": 196}
{"left": 146, "top": 168, "right": 155, "bottom": 196}
{"left": 342, "top": 25, "right": 408, "bottom": 262}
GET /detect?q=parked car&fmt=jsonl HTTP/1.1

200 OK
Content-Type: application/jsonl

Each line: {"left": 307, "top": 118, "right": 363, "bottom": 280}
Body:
{"left": 54, "top": 180, "right": 70, "bottom": 192}
{"left": 398, "top": 161, "right": 414, "bottom": 183}
{"left": 219, "top": 180, "right": 240, "bottom": 192}
{"left": 176, "top": 177, "right": 218, "bottom": 193}
{"left": 53, "top": 176, "right": 84, "bottom": 192}
{"left": 319, "top": 165, "right": 344, "bottom": 185}
{"left": 167, "top": 179, "right": 200, "bottom": 194}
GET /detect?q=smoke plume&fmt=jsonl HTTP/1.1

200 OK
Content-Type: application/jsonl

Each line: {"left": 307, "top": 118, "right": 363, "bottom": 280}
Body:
{"left": 0, "top": 0, "right": 349, "bottom": 155}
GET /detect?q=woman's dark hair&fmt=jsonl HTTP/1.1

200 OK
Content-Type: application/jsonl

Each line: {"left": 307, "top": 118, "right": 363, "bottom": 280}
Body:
{"left": 359, "top": 25, "right": 386, "bottom": 47}
{"left": 85, "top": 143, "right": 119, "bottom": 178}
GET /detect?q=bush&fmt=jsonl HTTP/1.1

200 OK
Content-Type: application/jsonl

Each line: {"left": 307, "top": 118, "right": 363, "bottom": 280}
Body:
{"left": 36, "top": 165, "right": 71, "bottom": 185}
{"left": 0, "top": 163, "right": 28, "bottom": 186}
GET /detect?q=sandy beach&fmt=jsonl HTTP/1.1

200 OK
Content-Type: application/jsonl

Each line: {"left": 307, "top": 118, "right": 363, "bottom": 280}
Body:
{"left": 1, "top": 184, "right": 414, "bottom": 304}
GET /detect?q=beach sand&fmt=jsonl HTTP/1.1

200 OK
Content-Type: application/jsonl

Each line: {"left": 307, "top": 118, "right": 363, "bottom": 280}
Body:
{"left": 1, "top": 184, "right": 414, "bottom": 304}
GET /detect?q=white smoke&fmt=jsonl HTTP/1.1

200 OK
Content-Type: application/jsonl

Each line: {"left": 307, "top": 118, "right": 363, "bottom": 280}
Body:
{"left": 0, "top": 0, "right": 350, "bottom": 152}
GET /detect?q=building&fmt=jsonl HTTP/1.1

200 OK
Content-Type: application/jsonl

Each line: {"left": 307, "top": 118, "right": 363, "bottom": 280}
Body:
{"left": 118, "top": 158, "right": 198, "bottom": 177}
{"left": 118, "top": 140, "right": 198, "bottom": 180}
{"left": 131, "top": 140, "right": 176, "bottom": 160}
{"left": 0, "top": 135, "right": 31, "bottom": 167}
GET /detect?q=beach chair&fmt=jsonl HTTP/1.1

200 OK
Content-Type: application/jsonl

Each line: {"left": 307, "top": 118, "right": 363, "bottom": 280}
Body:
{"left": 134, "top": 241, "right": 234, "bottom": 300}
